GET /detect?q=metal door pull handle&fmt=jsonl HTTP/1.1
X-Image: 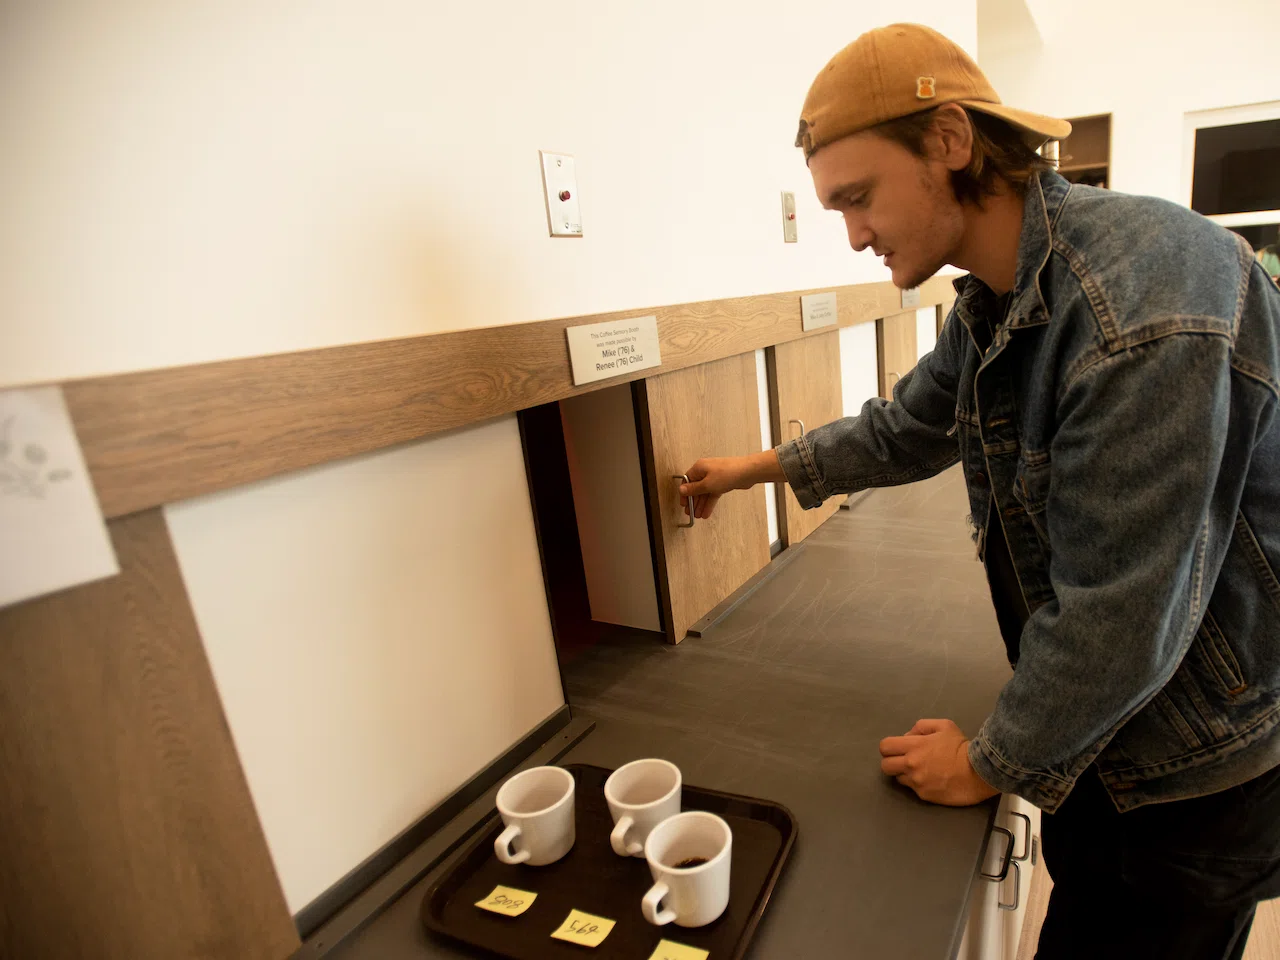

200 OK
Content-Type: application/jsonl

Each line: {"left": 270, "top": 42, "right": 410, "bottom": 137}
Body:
{"left": 788, "top": 418, "right": 806, "bottom": 438}
{"left": 979, "top": 824, "right": 1014, "bottom": 883}
{"left": 673, "top": 475, "right": 694, "bottom": 528}
{"left": 1011, "top": 811, "right": 1032, "bottom": 862}
{"left": 998, "top": 860, "right": 1021, "bottom": 911}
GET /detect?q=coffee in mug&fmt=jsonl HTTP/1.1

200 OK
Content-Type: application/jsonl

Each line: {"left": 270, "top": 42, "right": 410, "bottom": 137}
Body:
{"left": 642, "top": 811, "right": 732, "bottom": 927}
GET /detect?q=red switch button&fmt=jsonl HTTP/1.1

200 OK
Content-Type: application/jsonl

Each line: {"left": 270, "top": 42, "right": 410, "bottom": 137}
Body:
{"left": 788, "top": 213, "right": 795, "bottom": 220}
{"left": 559, "top": 190, "right": 572, "bottom": 202}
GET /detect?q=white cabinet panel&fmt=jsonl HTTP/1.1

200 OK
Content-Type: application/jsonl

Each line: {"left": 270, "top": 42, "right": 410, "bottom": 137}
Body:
{"left": 560, "top": 386, "right": 662, "bottom": 631}
{"left": 756, "top": 348, "right": 779, "bottom": 546}
{"left": 1003, "top": 795, "right": 1043, "bottom": 959}
{"left": 168, "top": 416, "right": 565, "bottom": 911}
{"left": 959, "top": 794, "right": 1043, "bottom": 960}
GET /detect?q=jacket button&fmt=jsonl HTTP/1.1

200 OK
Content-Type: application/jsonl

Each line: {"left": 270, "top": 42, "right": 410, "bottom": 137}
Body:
{"left": 973, "top": 471, "right": 988, "bottom": 488}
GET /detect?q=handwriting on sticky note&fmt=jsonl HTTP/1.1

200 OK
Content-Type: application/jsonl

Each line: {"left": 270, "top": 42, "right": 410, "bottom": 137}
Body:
{"left": 647, "top": 940, "right": 710, "bottom": 960}
{"left": 550, "top": 909, "right": 616, "bottom": 947}
{"left": 474, "top": 885, "right": 536, "bottom": 917}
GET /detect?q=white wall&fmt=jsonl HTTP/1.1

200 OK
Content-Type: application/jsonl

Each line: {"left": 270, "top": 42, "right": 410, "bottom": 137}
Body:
{"left": 840, "top": 323, "right": 882, "bottom": 415}
{"left": 165, "top": 416, "right": 564, "bottom": 911}
{"left": 756, "top": 348, "right": 781, "bottom": 545}
{"left": 978, "top": 0, "right": 1280, "bottom": 204}
{"left": 560, "top": 388, "right": 662, "bottom": 631}
{"left": 916, "top": 306, "right": 939, "bottom": 361}
{"left": 0, "top": 1, "right": 978, "bottom": 913}
{"left": 0, "top": 2, "right": 976, "bottom": 388}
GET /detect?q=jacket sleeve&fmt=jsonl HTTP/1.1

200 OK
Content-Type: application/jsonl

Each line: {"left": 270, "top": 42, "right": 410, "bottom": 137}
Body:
{"left": 775, "top": 308, "right": 963, "bottom": 509}
{"left": 967, "top": 331, "right": 1236, "bottom": 813}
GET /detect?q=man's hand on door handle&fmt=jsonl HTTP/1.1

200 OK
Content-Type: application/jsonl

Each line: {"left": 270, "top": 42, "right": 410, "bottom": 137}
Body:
{"left": 679, "top": 450, "right": 786, "bottom": 520}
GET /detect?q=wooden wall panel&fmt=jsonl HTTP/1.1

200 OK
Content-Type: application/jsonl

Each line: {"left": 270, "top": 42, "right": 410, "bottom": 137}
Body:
{"left": 0, "top": 510, "right": 299, "bottom": 960}
{"left": 63, "top": 275, "right": 957, "bottom": 519}
{"left": 877, "top": 310, "right": 919, "bottom": 400}
{"left": 937, "top": 291, "right": 957, "bottom": 338}
{"left": 769, "top": 330, "right": 844, "bottom": 545}
{"left": 637, "top": 353, "right": 771, "bottom": 643}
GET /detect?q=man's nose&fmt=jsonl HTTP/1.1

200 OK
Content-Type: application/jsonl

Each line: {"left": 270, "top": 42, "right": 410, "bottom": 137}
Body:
{"left": 845, "top": 216, "right": 873, "bottom": 253}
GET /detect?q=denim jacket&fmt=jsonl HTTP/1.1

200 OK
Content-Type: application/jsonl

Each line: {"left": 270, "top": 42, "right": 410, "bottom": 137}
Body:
{"left": 776, "top": 170, "right": 1280, "bottom": 814}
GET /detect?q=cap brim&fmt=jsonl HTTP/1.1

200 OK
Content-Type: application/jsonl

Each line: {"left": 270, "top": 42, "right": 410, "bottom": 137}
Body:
{"left": 958, "top": 101, "right": 1073, "bottom": 149}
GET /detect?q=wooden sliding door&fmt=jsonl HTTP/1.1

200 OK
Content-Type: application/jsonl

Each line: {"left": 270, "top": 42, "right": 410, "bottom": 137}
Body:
{"left": 769, "top": 330, "right": 844, "bottom": 545}
{"left": 636, "top": 353, "right": 770, "bottom": 644}
{"left": 878, "top": 310, "right": 918, "bottom": 399}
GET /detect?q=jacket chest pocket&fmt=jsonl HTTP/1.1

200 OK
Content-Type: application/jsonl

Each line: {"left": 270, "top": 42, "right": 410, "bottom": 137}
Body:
{"left": 952, "top": 406, "right": 982, "bottom": 458}
{"left": 952, "top": 408, "right": 988, "bottom": 550}
{"left": 1010, "top": 451, "right": 1052, "bottom": 545}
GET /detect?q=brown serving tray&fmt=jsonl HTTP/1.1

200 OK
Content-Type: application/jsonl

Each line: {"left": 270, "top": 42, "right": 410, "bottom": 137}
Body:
{"left": 420, "top": 763, "right": 797, "bottom": 960}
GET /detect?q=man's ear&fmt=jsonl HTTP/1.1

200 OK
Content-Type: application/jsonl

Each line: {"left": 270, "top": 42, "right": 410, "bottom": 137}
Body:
{"left": 927, "top": 104, "right": 974, "bottom": 172}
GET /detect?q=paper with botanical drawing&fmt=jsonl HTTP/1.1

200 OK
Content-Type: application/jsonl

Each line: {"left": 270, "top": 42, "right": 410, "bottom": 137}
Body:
{"left": 0, "top": 386, "right": 119, "bottom": 610}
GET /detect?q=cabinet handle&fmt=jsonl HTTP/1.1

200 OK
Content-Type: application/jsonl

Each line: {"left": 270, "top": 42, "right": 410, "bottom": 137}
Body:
{"left": 672, "top": 475, "right": 694, "bottom": 528}
{"left": 979, "top": 825, "right": 1014, "bottom": 883}
{"left": 1011, "top": 811, "right": 1032, "bottom": 862}
{"left": 998, "top": 860, "right": 1022, "bottom": 912}
{"left": 1031, "top": 835, "right": 1039, "bottom": 866}
{"left": 788, "top": 418, "right": 806, "bottom": 438}
{"left": 887, "top": 371, "right": 902, "bottom": 388}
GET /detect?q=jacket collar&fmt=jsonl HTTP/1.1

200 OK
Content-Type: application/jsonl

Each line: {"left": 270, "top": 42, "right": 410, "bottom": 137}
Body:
{"left": 951, "top": 169, "right": 1071, "bottom": 333}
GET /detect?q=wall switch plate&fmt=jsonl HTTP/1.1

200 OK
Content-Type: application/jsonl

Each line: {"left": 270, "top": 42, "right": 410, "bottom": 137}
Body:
{"left": 901, "top": 286, "right": 921, "bottom": 308}
{"left": 781, "top": 191, "right": 798, "bottom": 242}
{"left": 540, "top": 151, "right": 583, "bottom": 237}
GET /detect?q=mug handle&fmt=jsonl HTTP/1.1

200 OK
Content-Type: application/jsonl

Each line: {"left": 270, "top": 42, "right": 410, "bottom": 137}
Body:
{"left": 494, "top": 824, "right": 530, "bottom": 864}
{"left": 610, "top": 815, "right": 643, "bottom": 857}
{"left": 642, "top": 881, "right": 677, "bottom": 926}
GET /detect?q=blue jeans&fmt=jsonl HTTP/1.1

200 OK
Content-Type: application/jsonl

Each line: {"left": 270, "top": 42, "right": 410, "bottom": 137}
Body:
{"left": 1035, "top": 763, "right": 1280, "bottom": 959}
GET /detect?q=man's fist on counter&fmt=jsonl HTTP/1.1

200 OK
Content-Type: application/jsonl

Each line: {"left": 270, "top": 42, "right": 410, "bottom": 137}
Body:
{"left": 879, "top": 718, "right": 1000, "bottom": 806}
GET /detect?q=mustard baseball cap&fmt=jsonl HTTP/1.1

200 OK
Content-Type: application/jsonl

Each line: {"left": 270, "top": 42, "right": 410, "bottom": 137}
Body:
{"left": 795, "top": 23, "right": 1071, "bottom": 159}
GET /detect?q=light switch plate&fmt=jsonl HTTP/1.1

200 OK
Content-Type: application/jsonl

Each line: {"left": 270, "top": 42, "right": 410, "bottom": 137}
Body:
{"left": 901, "top": 286, "right": 921, "bottom": 308}
{"left": 540, "top": 151, "right": 583, "bottom": 237}
{"left": 781, "top": 191, "right": 798, "bottom": 242}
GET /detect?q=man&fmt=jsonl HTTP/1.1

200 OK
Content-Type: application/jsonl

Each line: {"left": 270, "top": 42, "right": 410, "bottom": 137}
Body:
{"left": 1258, "top": 240, "right": 1280, "bottom": 287}
{"left": 679, "top": 23, "right": 1280, "bottom": 960}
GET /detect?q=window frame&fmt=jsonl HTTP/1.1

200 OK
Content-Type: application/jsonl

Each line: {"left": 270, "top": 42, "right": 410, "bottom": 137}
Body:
{"left": 1181, "top": 99, "right": 1280, "bottom": 227}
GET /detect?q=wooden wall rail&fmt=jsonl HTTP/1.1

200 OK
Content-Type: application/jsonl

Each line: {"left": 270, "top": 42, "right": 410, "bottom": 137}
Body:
{"left": 64, "top": 274, "right": 957, "bottom": 518}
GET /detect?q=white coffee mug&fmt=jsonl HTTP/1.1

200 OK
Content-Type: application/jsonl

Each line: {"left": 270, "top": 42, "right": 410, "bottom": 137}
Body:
{"left": 605, "top": 758, "right": 682, "bottom": 857}
{"left": 641, "top": 811, "right": 732, "bottom": 927}
{"left": 493, "top": 766, "right": 575, "bottom": 866}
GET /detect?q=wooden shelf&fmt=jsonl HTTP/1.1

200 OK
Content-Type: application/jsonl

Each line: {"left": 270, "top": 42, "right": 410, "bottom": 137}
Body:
{"left": 1059, "top": 114, "right": 1112, "bottom": 173}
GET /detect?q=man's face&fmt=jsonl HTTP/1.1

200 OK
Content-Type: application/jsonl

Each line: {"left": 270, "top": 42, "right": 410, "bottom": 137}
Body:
{"left": 809, "top": 129, "right": 966, "bottom": 290}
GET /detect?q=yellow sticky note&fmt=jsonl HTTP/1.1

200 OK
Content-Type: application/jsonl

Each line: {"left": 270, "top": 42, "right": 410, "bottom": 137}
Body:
{"left": 474, "top": 885, "right": 537, "bottom": 917}
{"left": 647, "top": 940, "right": 710, "bottom": 960}
{"left": 550, "top": 909, "right": 616, "bottom": 947}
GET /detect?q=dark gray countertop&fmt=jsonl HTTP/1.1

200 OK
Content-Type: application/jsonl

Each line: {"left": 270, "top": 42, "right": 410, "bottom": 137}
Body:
{"left": 329, "top": 467, "right": 1012, "bottom": 960}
